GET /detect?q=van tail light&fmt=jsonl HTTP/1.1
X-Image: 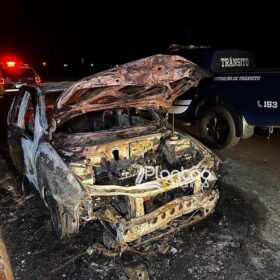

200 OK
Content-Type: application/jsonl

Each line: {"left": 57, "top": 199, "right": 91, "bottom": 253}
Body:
{"left": 35, "top": 76, "right": 41, "bottom": 85}
{"left": 0, "top": 78, "right": 5, "bottom": 85}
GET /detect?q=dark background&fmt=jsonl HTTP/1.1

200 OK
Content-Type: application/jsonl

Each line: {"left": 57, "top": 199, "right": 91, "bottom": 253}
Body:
{"left": 1, "top": 1, "right": 280, "bottom": 78}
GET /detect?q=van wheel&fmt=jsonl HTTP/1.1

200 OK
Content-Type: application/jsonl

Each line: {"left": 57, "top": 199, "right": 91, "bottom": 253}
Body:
{"left": 198, "top": 106, "right": 240, "bottom": 149}
{"left": 45, "top": 189, "right": 79, "bottom": 238}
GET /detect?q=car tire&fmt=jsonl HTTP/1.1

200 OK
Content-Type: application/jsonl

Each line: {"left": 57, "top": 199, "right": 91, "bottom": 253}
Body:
{"left": 45, "top": 189, "right": 79, "bottom": 238}
{"left": 198, "top": 106, "right": 240, "bottom": 149}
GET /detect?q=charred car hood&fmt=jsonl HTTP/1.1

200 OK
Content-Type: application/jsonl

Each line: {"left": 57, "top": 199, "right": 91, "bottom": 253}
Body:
{"left": 50, "top": 54, "right": 210, "bottom": 132}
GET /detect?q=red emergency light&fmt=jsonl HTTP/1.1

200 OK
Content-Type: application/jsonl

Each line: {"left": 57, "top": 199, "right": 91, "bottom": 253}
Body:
{"left": 0, "top": 55, "right": 22, "bottom": 68}
{"left": 6, "top": 61, "right": 16, "bottom": 67}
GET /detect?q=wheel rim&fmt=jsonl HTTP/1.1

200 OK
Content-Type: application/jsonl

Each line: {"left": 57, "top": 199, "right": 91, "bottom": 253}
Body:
{"left": 206, "top": 116, "right": 229, "bottom": 145}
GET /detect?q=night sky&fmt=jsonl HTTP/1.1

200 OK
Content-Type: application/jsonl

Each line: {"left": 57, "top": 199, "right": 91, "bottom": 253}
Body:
{"left": 1, "top": 1, "right": 280, "bottom": 68}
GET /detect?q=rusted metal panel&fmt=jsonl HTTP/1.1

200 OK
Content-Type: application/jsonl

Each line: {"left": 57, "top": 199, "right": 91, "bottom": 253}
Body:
{"left": 0, "top": 229, "right": 14, "bottom": 280}
{"left": 50, "top": 55, "right": 210, "bottom": 132}
{"left": 118, "top": 190, "right": 219, "bottom": 243}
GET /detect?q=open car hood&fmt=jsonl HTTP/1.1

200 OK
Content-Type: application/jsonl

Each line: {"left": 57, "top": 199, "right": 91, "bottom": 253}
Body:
{"left": 50, "top": 54, "right": 210, "bottom": 132}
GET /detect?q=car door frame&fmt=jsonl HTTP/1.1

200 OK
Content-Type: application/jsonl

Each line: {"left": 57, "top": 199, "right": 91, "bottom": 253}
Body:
{"left": 7, "top": 86, "right": 47, "bottom": 189}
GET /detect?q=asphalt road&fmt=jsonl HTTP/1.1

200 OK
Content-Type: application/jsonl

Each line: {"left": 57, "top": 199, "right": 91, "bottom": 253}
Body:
{"left": 0, "top": 124, "right": 279, "bottom": 279}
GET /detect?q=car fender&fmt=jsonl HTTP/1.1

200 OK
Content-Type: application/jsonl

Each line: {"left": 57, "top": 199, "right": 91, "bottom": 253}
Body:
{"left": 36, "top": 142, "right": 85, "bottom": 210}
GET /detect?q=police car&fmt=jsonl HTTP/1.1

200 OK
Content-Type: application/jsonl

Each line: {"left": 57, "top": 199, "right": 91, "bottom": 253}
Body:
{"left": 0, "top": 58, "right": 41, "bottom": 96}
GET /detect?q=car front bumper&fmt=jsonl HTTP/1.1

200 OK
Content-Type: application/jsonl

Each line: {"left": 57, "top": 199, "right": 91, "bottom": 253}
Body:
{"left": 85, "top": 157, "right": 219, "bottom": 244}
{"left": 116, "top": 189, "right": 219, "bottom": 243}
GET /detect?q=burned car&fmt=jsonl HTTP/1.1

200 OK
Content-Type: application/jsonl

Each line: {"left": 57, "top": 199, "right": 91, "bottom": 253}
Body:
{"left": 7, "top": 55, "right": 219, "bottom": 246}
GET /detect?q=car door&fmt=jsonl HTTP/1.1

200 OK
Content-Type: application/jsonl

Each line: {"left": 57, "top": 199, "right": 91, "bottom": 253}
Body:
{"left": 7, "top": 86, "right": 44, "bottom": 188}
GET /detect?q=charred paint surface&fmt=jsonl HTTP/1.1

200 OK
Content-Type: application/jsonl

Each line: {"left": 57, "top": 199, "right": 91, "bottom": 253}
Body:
{"left": 50, "top": 55, "right": 210, "bottom": 132}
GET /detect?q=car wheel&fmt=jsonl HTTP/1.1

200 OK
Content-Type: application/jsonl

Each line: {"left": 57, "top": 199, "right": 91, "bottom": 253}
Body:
{"left": 199, "top": 106, "right": 240, "bottom": 149}
{"left": 45, "top": 189, "right": 79, "bottom": 238}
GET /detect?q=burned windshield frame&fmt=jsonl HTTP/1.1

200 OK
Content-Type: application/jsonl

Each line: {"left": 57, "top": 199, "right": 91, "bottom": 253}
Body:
{"left": 55, "top": 107, "right": 163, "bottom": 134}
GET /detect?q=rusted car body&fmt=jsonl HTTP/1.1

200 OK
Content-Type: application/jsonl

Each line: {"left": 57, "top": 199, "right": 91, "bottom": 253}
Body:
{"left": 7, "top": 55, "right": 219, "bottom": 246}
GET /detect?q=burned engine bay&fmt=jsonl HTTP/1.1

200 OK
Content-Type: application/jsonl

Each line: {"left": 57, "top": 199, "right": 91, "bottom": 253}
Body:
{"left": 52, "top": 106, "right": 219, "bottom": 245}
{"left": 54, "top": 108, "right": 205, "bottom": 185}
{"left": 56, "top": 131, "right": 205, "bottom": 188}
